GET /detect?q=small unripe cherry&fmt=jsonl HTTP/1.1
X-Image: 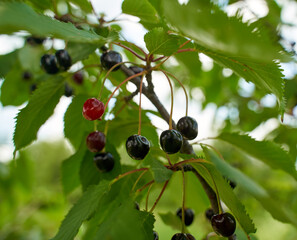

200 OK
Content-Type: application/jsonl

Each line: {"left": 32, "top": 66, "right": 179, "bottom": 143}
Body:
{"left": 86, "top": 131, "right": 106, "bottom": 152}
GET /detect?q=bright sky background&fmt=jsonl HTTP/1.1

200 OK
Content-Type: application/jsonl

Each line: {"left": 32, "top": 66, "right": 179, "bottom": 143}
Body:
{"left": 0, "top": 0, "right": 297, "bottom": 162}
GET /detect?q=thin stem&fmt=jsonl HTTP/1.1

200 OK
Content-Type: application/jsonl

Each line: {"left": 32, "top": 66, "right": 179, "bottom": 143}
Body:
{"left": 152, "top": 56, "right": 166, "bottom": 62}
{"left": 138, "top": 74, "right": 145, "bottom": 135}
{"left": 112, "top": 42, "right": 146, "bottom": 61}
{"left": 149, "top": 180, "right": 169, "bottom": 213}
{"left": 172, "top": 158, "right": 211, "bottom": 169}
{"left": 88, "top": 0, "right": 100, "bottom": 20}
{"left": 93, "top": 121, "right": 98, "bottom": 131}
{"left": 152, "top": 56, "right": 171, "bottom": 69}
{"left": 166, "top": 153, "right": 173, "bottom": 166}
{"left": 181, "top": 168, "right": 186, "bottom": 233}
{"left": 161, "top": 71, "right": 174, "bottom": 130}
{"left": 124, "top": 41, "right": 148, "bottom": 57}
{"left": 132, "top": 170, "right": 147, "bottom": 191}
{"left": 136, "top": 180, "right": 154, "bottom": 192}
{"left": 176, "top": 48, "right": 197, "bottom": 54}
{"left": 162, "top": 70, "right": 189, "bottom": 116}
{"left": 145, "top": 183, "right": 153, "bottom": 211}
{"left": 52, "top": 0, "right": 58, "bottom": 15}
{"left": 199, "top": 164, "right": 223, "bottom": 214}
{"left": 179, "top": 39, "right": 191, "bottom": 49}
{"left": 110, "top": 168, "right": 148, "bottom": 186}
{"left": 199, "top": 143, "right": 226, "bottom": 162}
{"left": 104, "top": 71, "right": 146, "bottom": 111}
{"left": 98, "top": 61, "right": 135, "bottom": 99}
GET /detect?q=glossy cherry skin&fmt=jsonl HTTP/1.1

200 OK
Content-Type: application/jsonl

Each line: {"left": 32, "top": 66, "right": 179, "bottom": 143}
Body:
{"left": 171, "top": 233, "right": 196, "bottom": 240}
{"left": 55, "top": 49, "right": 72, "bottom": 71}
{"left": 160, "top": 129, "right": 183, "bottom": 154}
{"left": 40, "top": 54, "right": 59, "bottom": 74}
{"left": 72, "top": 71, "right": 84, "bottom": 85}
{"left": 126, "top": 135, "right": 150, "bottom": 160}
{"left": 86, "top": 131, "right": 106, "bottom": 152}
{"left": 82, "top": 98, "right": 104, "bottom": 121}
{"left": 100, "top": 51, "right": 122, "bottom": 71}
{"left": 205, "top": 208, "right": 215, "bottom": 221}
{"left": 211, "top": 212, "right": 236, "bottom": 237}
{"left": 176, "top": 208, "right": 195, "bottom": 226}
{"left": 153, "top": 231, "right": 159, "bottom": 240}
{"left": 177, "top": 116, "right": 198, "bottom": 140}
{"left": 93, "top": 152, "right": 114, "bottom": 172}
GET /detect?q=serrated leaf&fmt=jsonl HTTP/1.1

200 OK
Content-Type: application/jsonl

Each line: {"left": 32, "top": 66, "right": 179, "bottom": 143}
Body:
{"left": 144, "top": 28, "right": 180, "bottom": 56}
{"left": 162, "top": 0, "right": 285, "bottom": 62}
{"left": 13, "top": 76, "right": 64, "bottom": 152}
{"left": 0, "top": 50, "right": 18, "bottom": 77}
{"left": 217, "top": 132, "right": 297, "bottom": 180}
{"left": 191, "top": 161, "right": 256, "bottom": 234}
{"left": 159, "top": 212, "right": 182, "bottom": 231}
{"left": 51, "top": 181, "right": 109, "bottom": 240}
{"left": 94, "top": 200, "right": 155, "bottom": 240}
{"left": 61, "top": 145, "right": 87, "bottom": 195}
{"left": 67, "top": 42, "right": 97, "bottom": 63}
{"left": 64, "top": 94, "right": 93, "bottom": 149}
{"left": 195, "top": 44, "right": 286, "bottom": 115}
{"left": 204, "top": 147, "right": 297, "bottom": 227}
{"left": 0, "top": 2, "right": 117, "bottom": 44}
{"left": 122, "top": 0, "right": 159, "bottom": 23}
{"left": 17, "top": 45, "right": 44, "bottom": 72}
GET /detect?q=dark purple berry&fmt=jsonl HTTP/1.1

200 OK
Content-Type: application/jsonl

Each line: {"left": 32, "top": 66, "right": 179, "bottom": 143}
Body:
{"left": 72, "top": 71, "right": 84, "bottom": 85}
{"left": 40, "top": 54, "right": 59, "bottom": 74}
{"left": 30, "top": 84, "right": 37, "bottom": 93}
{"left": 153, "top": 231, "right": 159, "bottom": 240}
{"left": 129, "top": 66, "right": 144, "bottom": 74}
{"left": 211, "top": 212, "right": 236, "bottom": 237}
{"left": 93, "top": 152, "right": 114, "bottom": 172}
{"left": 64, "top": 83, "right": 73, "bottom": 97}
{"left": 176, "top": 208, "right": 195, "bottom": 226}
{"left": 171, "top": 233, "right": 196, "bottom": 240}
{"left": 26, "top": 36, "right": 45, "bottom": 46}
{"left": 205, "top": 208, "right": 215, "bottom": 221}
{"left": 160, "top": 129, "right": 183, "bottom": 154}
{"left": 22, "top": 71, "right": 32, "bottom": 80}
{"left": 100, "top": 50, "right": 122, "bottom": 71}
{"left": 55, "top": 49, "right": 72, "bottom": 71}
{"left": 126, "top": 135, "right": 150, "bottom": 160}
{"left": 177, "top": 116, "right": 198, "bottom": 140}
{"left": 86, "top": 131, "right": 106, "bottom": 152}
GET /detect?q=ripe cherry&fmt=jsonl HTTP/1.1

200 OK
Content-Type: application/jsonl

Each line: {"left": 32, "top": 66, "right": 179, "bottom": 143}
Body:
{"left": 55, "top": 49, "right": 72, "bottom": 71}
{"left": 100, "top": 50, "right": 122, "bottom": 71}
{"left": 160, "top": 129, "right": 183, "bottom": 154}
{"left": 64, "top": 83, "right": 73, "bottom": 97}
{"left": 126, "top": 135, "right": 150, "bottom": 160}
{"left": 211, "top": 212, "right": 236, "bottom": 237}
{"left": 171, "top": 233, "right": 196, "bottom": 240}
{"left": 26, "top": 36, "right": 45, "bottom": 45}
{"left": 153, "top": 231, "right": 159, "bottom": 240}
{"left": 205, "top": 208, "right": 215, "bottom": 221}
{"left": 40, "top": 54, "right": 59, "bottom": 74}
{"left": 93, "top": 152, "right": 114, "bottom": 172}
{"left": 177, "top": 116, "right": 198, "bottom": 140}
{"left": 86, "top": 131, "right": 106, "bottom": 152}
{"left": 72, "top": 71, "right": 84, "bottom": 85}
{"left": 82, "top": 98, "right": 104, "bottom": 121}
{"left": 176, "top": 208, "right": 195, "bottom": 226}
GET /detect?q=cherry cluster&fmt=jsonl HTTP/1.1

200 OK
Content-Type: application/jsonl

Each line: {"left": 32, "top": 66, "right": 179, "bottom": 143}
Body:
{"left": 40, "top": 49, "right": 72, "bottom": 74}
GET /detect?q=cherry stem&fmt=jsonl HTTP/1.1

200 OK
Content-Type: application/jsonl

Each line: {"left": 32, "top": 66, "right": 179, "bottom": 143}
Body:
{"left": 198, "top": 163, "right": 223, "bottom": 214}
{"left": 176, "top": 48, "right": 197, "bottom": 54}
{"left": 104, "top": 71, "right": 146, "bottom": 112}
{"left": 161, "top": 70, "right": 189, "bottom": 116}
{"left": 112, "top": 42, "right": 146, "bottom": 61}
{"left": 93, "top": 121, "right": 98, "bottom": 131}
{"left": 166, "top": 153, "right": 173, "bottom": 167}
{"left": 124, "top": 41, "right": 148, "bottom": 57}
{"left": 145, "top": 183, "right": 153, "bottom": 211}
{"left": 110, "top": 168, "right": 149, "bottom": 186}
{"left": 179, "top": 39, "right": 191, "bottom": 49}
{"left": 172, "top": 158, "right": 211, "bottom": 169}
{"left": 181, "top": 168, "right": 186, "bottom": 233}
{"left": 136, "top": 180, "right": 154, "bottom": 193}
{"left": 98, "top": 61, "right": 135, "bottom": 99}
{"left": 132, "top": 170, "right": 147, "bottom": 191}
{"left": 138, "top": 74, "right": 145, "bottom": 135}
{"left": 152, "top": 56, "right": 166, "bottom": 62}
{"left": 149, "top": 180, "right": 169, "bottom": 213}
{"left": 161, "top": 71, "right": 174, "bottom": 130}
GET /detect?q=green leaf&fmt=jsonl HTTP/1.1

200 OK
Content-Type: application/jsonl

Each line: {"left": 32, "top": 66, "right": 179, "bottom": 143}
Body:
{"left": 63, "top": 94, "right": 93, "bottom": 149}
{"left": 61, "top": 145, "right": 87, "bottom": 195}
{"left": 217, "top": 132, "right": 297, "bottom": 180}
{"left": 69, "top": 0, "right": 92, "bottom": 13}
{"left": 17, "top": 45, "right": 44, "bottom": 72}
{"left": 67, "top": 42, "right": 97, "bottom": 63}
{"left": 195, "top": 44, "right": 286, "bottom": 115}
{"left": 162, "top": 0, "right": 284, "bottom": 62}
{"left": 0, "top": 2, "right": 117, "bottom": 44}
{"left": 51, "top": 181, "right": 109, "bottom": 240}
{"left": 0, "top": 50, "right": 18, "bottom": 77}
{"left": 94, "top": 200, "right": 155, "bottom": 240}
{"left": 159, "top": 212, "right": 181, "bottom": 231}
{"left": 122, "top": 0, "right": 159, "bottom": 23}
{"left": 191, "top": 161, "right": 256, "bottom": 234}
{"left": 204, "top": 147, "right": 297, "bottom": 227}
{"left": 144, "top": 28, "right": 180, "bottom": 55}
{"left": 13, "top": 76, "right": 64, "bottom": 152}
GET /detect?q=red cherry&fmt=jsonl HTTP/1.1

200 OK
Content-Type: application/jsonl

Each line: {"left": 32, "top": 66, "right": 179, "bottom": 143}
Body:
{"left": 86, "top": 131, "right": 106, "bottom": 152}
{"left": 82, "top": 98, "right": 104, "bottom": 121}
